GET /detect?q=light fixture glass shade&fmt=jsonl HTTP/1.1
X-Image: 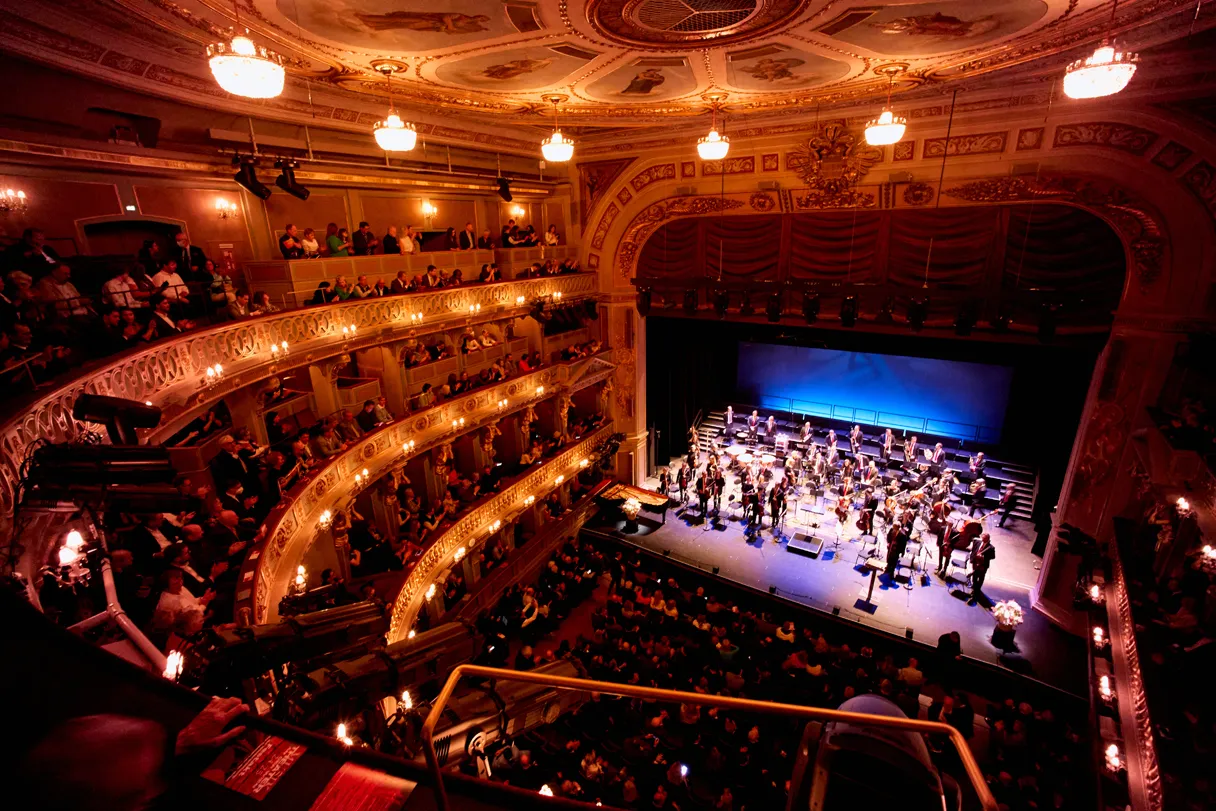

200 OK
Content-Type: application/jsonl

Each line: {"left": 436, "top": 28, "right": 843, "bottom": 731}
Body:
{"left": 697, "top": 128, "right": 730, "bottom": 160}
{"left": 864, "top": 109, "right": 907, "bottom": 146}
{"left": 1063, "top": 42, "right": 1138, "bottom": 99}
{"left": 374, "top": 112, "right": 418, "bottom": 151}
{"left": 208, "top": 36, "right": 285, "bottom": 99}
{"left": 541, "top": 129, "right": 574, "bottom": 162}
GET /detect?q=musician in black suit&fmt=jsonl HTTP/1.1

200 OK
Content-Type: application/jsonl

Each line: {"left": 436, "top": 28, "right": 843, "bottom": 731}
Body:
{"left": 966, "top": 477, "right": 987, "bottom": 517}
{"left": 997, "top": 483, "right": 1018, "bottom": 528}
{"left": 880, "top": 429, "right": 895, "bottom": 466}
{"left": 886, "top": 517, "right": 911, "bottom": 577}
{"left": 696, "top": 472, "right": 710, "bottom": 516}
{"left": 969, "top": 533, "right": 996, "bottom": 601}
{"left": 173, "top": 232, "right": 208, "bottom": 277}
{"left": 747, "top": 410, "right": 759, "bottom": 442}
{"left": 657, "top": 467, "right": 671, "bottom": 496}
{"left": 903, "top": 435, "right": 919, "bottom": 468}
{"left": 677, "top": 463, "right": 691, "bottom": 503}
{"left": 929, "top": 442, "right": 946, "bottom": 473}
{"left": 849, "top": 424, "right": 863, "bottom": 455}
{"left": 968, "top": 452, "right": 986, "bottom": 481}
{"left": 712, "top": 467, "right": 726, "bottom": 512}
{"left": 799, "top": 421, "right": 812, "bottom": 444}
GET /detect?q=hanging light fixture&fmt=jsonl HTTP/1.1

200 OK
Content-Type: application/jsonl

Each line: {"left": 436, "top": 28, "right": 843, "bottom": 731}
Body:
{"left": 207, "top": 1, "right": 285, "bottom": 99}
{"left": 865, "top": 73, "right": 906, "bottom": 146}
{"left": 697, "top": 96, "right": 730, "bottom": 161}
{"left": 540, "top": 94, "right": 574, "bottom": 163}
{"left": 372, "top": 64, "right": 417, "bottom": 152}
{"left": 1063, "top": 0, "right": 1137, "bottom": 99}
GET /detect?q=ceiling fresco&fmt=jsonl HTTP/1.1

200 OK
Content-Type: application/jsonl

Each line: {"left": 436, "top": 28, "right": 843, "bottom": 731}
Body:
{"left": 0, "top": 0, "right": 1210, "bottom": 141}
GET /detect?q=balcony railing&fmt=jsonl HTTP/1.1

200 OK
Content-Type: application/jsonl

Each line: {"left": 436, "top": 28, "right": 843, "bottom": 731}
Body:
{"left": 421, "top": 665, "right": 1000, "bottom": 811}
{"left": 0, "top": 272, "right": 598, "bottom": 533}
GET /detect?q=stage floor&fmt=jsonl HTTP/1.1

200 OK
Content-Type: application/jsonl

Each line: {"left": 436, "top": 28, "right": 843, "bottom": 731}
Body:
{"left": 608, "top": 470, "right": 1085, "bottom": 694}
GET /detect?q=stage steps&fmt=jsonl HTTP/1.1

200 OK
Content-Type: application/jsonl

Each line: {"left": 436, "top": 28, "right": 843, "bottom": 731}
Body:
{"left": 692, "top": 407, "right": 1038, "bottom": 521}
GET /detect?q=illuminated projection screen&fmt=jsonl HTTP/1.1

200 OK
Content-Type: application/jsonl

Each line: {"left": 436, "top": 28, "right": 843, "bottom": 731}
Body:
{"left": 736, "top": 343, "right": 1014, "bottom": 443}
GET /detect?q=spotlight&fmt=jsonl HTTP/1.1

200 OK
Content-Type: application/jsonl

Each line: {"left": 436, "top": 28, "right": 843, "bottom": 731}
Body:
{"left": 840, "top": 295, "right": 858, "bottom": 328}
{"left": 765, "top": 291, "right": 782, "bottom": 322}
{"left": 875, "top": 296, "right": 895, "bottom": 324}
{"left": 274, "top": 160, "right": 310, "bottom": 200}
{"left": 739, "top": 290, "right": 754, "bottom": 317}
{"left": 802, "top": 291, "right": 820, "bottom": 324}
{"left": 954, "top": 299, "right": 978, "bottom": 336}
{"left": 1038, "top": 303, "right": 1059, "bottom": 342}
{"left": 906, "top": 297, "right": 928, "bottom": 331}
{"left": 72, "top": 394, "right": 162, "bottom": 444}
{"left": 636, "top": 288, "right": 651, "bottom": 317}
{"left": 713, "top": 290, "right": 728, "bottom": 319}
{"left": 683, "top": 289, "right": 697, "bottom": 315}
{"left": 233, "top": 156, "right": 271, "bottom": 200}
{"left": 496, "top": 177, "right": 513, "bottom": 202}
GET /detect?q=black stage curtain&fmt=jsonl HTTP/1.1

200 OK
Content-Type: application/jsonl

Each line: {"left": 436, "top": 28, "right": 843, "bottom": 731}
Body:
{"left": 788, "top": 211, "right": 880, "bottom": 282}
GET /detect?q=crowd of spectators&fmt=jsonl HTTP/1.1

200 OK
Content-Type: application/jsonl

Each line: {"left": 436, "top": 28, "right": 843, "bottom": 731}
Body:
{"left": 469, "top": 540, "right": 1089, "bottom": 810}
{"left": 279, "top": 219, "right": 560, "bottom": 260}
{"left": 0, "top": 223, "right": 582, "bottom": 398}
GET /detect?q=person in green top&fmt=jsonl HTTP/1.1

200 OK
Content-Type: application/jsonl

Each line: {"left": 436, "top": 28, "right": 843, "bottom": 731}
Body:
{"left": 325, "top": 223, "right": 352, "bottom": 257}
{"left": 333, "top": 275, "right": 353, "bottom": 300}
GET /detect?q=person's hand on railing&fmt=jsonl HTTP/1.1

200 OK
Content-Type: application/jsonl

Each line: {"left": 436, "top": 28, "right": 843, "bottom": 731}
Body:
{"left": 174, "top": 696, "right": 248, "bottom": 756}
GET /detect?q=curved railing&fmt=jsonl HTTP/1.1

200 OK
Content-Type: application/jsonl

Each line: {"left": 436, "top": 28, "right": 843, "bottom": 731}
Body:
{"left": 0, "top": 272, "right": 598, "bottom": 524}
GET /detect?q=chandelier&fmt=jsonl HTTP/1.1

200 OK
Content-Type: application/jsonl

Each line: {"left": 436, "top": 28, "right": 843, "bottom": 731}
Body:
{"left": 1063, "top": 41, "right": 1138, "bottom": 99}
{"left": 207, "top": 1, "right": 284, "bottom": 99}
{"left": 540, "top": 95, "right": 574, "bottom": 163}
{"left": 697, "top": 99, "right": 730, "bottom": 161}
{"left": 864, "top": 75, "right": 906, "bottom": 146}
{"left": 372, "top": 65, "right": 417, "bottom": 152}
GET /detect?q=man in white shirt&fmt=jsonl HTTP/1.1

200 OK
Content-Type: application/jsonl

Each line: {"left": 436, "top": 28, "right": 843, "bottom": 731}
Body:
{"left": 36, "top": 263, "right": 92, "bottom": 318}
{"left": 151, "top": 259, "right": 189, "bottom": 303}
{"left": 102, "top": 266, "right": 144, "bottom": 308}
{"left": 401, "top": 226, "right": 417, "bottom": 254}
{"left": 153, "top": 568, "right": 210, "bottom": 633}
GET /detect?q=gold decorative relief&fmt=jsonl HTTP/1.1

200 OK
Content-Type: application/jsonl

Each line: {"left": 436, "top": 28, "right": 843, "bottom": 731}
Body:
{"left": 787, "top": 122, "right": 883, "bottom": 191}
{"left": 903, "top": 183, "right": 934, "bottom": 206}
{"left": 1180, "top": 161, "right": 1216, "bottom": 219}
{"left": 630, "top": 163, "right": 678, "bottom": 192}
{"left": 681, "top": 161, "right": 696, "bottom": 178}
{"left": 892, "top": 141, "right": 914, "bottom": 161}
{"left": 702, "top": 156, "right": 756, "bottom": 176}
{"left": 1016, "top": 128, "right": 1044, "bottom": 151}
{"left": 923, "top": 131, "right": 1007, "bottom": 158}
{"left": 616, "top": 195, "right": 747, "bottom": 279}
{"left": 749, "top": 192, "right": 776, "bottom": 212}
{"left": 577, "top": 157, "right": 636, "bottom": 229}
{"left": 591, "top": 202, "right": 621, "bottom": 250}
{"left": 1151, "top": 141, "right": 1193, "bottom": 171}
{"left": 1052, "top": 122, "right": 1158, "bottom": 156}
{"left": 762, "top": 153, "right": 780, "bottom": 171}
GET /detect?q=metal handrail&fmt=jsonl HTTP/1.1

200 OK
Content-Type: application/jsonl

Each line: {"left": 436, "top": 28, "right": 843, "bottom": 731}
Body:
{"left": 421, "top": 664, "right": 999, "bottom": 811}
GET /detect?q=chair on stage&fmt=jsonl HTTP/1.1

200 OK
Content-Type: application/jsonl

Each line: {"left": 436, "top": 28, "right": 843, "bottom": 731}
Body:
{"left": 944, "top": 547, "right": 972, "bottom": 586}
{"left": 897, "top": 538, "right": 922, "bottom": 587}
{"left": 854, "top": 533, "right": 879, "bottom": 566}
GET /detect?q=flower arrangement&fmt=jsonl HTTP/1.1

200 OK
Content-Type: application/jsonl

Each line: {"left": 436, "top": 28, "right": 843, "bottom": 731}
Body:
{"left": 993, "top": 600, "right": 1025, "bottom": 629}
{"left": 622, "top": 498, "right": 642, "bottom": 520}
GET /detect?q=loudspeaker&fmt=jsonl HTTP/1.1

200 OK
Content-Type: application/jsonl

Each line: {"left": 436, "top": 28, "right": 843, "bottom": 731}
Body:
{"left": 769, "top": 585, "right": 777, "bottom": 595}
{"left": 496, "top": 177, "right": 513, "bottom": 202}
{"left": 758, "top": 180, "right": 780, "bottom": 190}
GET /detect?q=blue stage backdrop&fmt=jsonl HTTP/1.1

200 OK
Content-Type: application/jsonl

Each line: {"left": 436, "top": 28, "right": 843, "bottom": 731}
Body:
{"left": 736, "top": 343, "right": 1014, "bottom": 443}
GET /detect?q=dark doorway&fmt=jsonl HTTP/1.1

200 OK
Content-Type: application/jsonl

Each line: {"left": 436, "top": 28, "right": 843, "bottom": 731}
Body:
{"left": 83, "top": 219, "right": 182, "bottom": 258}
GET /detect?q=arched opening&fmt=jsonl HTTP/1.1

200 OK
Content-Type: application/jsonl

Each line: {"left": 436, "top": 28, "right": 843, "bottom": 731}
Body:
{"left": 79, "top": 216, "right": 187, "bottom": 258}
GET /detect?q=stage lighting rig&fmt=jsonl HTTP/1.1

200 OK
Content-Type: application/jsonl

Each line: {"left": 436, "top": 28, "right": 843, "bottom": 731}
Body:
{"left": 73, "top": 394, "right": 161, "bottom": 444}
{"left": 875, "top": 296, "right": 895, "bottom": 324}
{"left": 274, "top": 160, "right": 310, "bottom": 200}
{"left": 802, "top": 291, "right": 820, "bottom": 324}
{"left": 713, "top": 290, "right": 728, "bottom": 319}
{"left": 739, "top": 290, "right": 754, "bottom": 317}
{"left": 635, "top": 288, "right": 651, "bottom": 317}
{"left": 1038, "top": 302, "right": 1059, "bottom": 342}
{"left": 992, "top": 304, "right": 1013, "bottom": 333}
{"left": 906, "top": 297, "right": 929, "bottom": 331}
{"left": 683, "top": 288, "right": 698, "bottom": 315}
{"left": 839, "top": 295, "right": 858, "bottom": 328}
{"left": 765, "top": 291, "right": 782, "bottom": 322}
{"left": 233, "top": 155, "right": 272, "bottom": 200}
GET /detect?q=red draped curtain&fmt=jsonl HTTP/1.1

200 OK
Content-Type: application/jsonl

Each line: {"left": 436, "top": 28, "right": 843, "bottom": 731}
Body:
{"left": 704, "top": 215, "right": 782, "bottom": 280}
{"left": 789, "top": 211, "right": 880, "bottom": 282}
{"left": 887, "top": 208, "right": 999, "bottom": 289}
{"left": 635, "top": 219, "right": 700, "bottom": 280}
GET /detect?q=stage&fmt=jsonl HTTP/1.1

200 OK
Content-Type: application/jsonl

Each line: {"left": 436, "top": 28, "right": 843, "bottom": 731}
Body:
{"left": 592, "top": 469, "right": 1085, "bottom": 694}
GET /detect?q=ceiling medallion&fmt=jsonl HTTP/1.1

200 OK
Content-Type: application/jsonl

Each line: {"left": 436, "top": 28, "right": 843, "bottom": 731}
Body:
{"left": 788, "top": 123, "right": 882, "bottom": 207}
{"left": 588, "top": 0, "right": 811, "bottom": 49}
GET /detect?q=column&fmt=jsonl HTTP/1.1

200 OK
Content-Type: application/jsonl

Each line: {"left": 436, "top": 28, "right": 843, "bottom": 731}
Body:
{"left": 1031, "top": 324, "right": 1184, "bottom": 633}
{"left": 226, "top": 384, "right": 266, "bottom": 444}
{"left": 356, "top": 344, "right": 409, "bottom": 417}
{"left": 603, "top": 298, "right": 645, "bottom": 484}
{"left": 308, "top": 354, "right": 349, "bottom": 419}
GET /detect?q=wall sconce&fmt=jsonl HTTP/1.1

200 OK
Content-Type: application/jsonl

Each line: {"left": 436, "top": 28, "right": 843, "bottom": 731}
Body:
{"left": 579, "top": 458, "right": 589, "bottom": 468}
{"left": 468, "top": 303, "right": 482, "bottom": 315}
{"left": 204, "top": 364, "right": 224, "bottom": 386}
{"left": 1, "top": 187, "right": 28, "bottom": 214}
{"left": 293, "top": 564, "right": 307, "bottom": 595}
{"left": 162, "top": 650, "right": 184, "bottom": 681}
{"left": 554, "top": 475, "right": 564, "bottom": 486}
{"left": 1098, "top": 674, "right": 1114, "bottom": 704}
{"left": 511, "top": 205, "right": 526, "bottom": 219}
{"left": 269, "top": 341, "right": 289, "bottom": 358}
{"left": 453, "top": 546, "right": 466, "bottom": 563}
{"left": 1104, "top": 743, "right": 1123, "bottom": 772}
{"left": 318, "top": 509, "right": 333, "bottom": 529}
{"left": 421, "top": 200, "right": 437, "bottom": 226}
{"left": 535, "top": 385, "right": 545, "bottom": 396}
{"left": 1176, "top": 496, "right": 1191, "bottom": 515}
{"left": 342, "top": 324, "right": 357, "bottom": 337}
{"left": 487, "top": 519, "right": 502, "bottom": 534}
{"left": 403, "top": 439, "right": 416, "bottom": 453}
{"left": 215, "top": 198, "right": 238, "bottom": 219}
{"left": 451, "top": 417, "right": 466, "bottom": 431}
{"left": 407, "top": 629, "right": 416, "bottom": 640}
{"left": 410, "top": 312, "right": 424, "bottom": 324}
{"left": 401, "top": 690, "right": 413, "bottom": 710}
{"left": 523, "top": 495, "right": 536, "bottom": 506}
{"left": 1092, "top": 626, "right": 1108, "bottom": 650}
{"left": 425, "top": 583, "right": 437, "bottom": 601}
{"left": 516, "top": 295, "right": 526, "bottom": 305}
{"left": 354, "top": 468, "right": 369, "bottom": 487}
{"left": 1089, "top": 584, "right": 1104, "bottom": 604}
{"left": 552, "top": 291, "right": 562, "bottom": 301}
{"left": 1203, "top": 544, "right": 1216, "bottom": 561}
{"left": 497, "top": 398, "right": 508, "bottom": 409}
{"left": 336, "top": 723, "right": 354, "bottom": 746}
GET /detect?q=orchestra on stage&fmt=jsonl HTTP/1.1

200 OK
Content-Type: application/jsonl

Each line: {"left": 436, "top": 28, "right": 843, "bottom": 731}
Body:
{"left": 657, "top": 409, "right": 1013, "bottom": 598}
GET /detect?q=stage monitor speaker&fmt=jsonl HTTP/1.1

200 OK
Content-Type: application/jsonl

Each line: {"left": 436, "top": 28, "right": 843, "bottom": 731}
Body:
{"left": 906, "top": 297, "right": 929, "bottom": 331}
{"left": 769, "top": 585, "right": 777, "bottom": 595}
{"left": 905, "top": 627, "right": 914, "bottom": 640}
{"left": 713, "top": 289, "right": 728, "bottom": 319}
{"left": 765, "top": 291, "right": 782, "bottom": 322}
{"left": 839, "top": 295, "right": 858, "bottom": 328}
{"left": 683, "top": 288, "right": 697, "bottom": 314}
{"left": 831, "top": 605, "right": 841, "bottom": 616}
{"left": 739, "top": 290, "right": 754, "bottom": 316}
{"left": 712, "top": 566, "right": 720, "bottom": 575}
